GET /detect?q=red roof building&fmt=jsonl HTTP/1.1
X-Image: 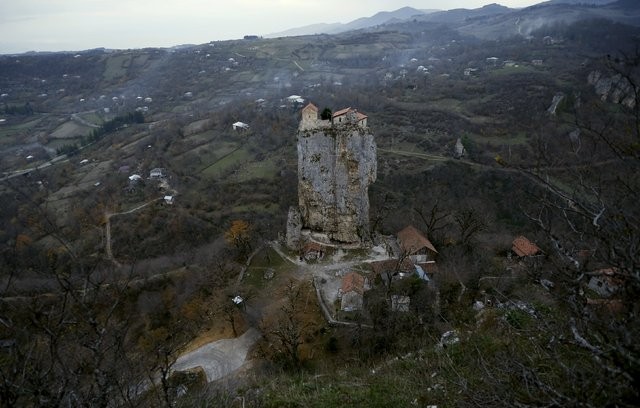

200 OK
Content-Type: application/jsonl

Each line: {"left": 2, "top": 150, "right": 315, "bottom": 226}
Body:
{"left": 512, "top": 236, "right": 541, "bottom": 257}
{"left": 397, "top": 225, "right": 438, "bottom": 258}
{"left": 340, "top": 271, "right": 369, "bottom": 312}
{"left": 332, "top": 107, "right": 368, "bottom": 127}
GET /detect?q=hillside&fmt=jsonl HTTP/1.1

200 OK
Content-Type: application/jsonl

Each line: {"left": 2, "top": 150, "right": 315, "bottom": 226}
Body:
{"left": 0, "top": 5, "right": 639, "bottom": 407}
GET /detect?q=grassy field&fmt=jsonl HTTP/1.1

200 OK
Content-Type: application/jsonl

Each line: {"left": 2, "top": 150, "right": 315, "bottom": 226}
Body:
{"left": 0, "top": 117, "right": 45, "bottom": 140}
{"left": 49, "top": 120, "right": 92, "bottom": 139}
{"left": 234, "top": 155, "right": 279, "bottom": 182}
{"left": 244, "top": 246, "right": 293, "bottom": 289}
{"left": 103, "top": 54, "right": 131, "bottom": 81}
{"left": 200, "top": 146, "right": 249, "bottom": 178}
{"left": 77, "top": 111, "right": 104, "bottom": 126}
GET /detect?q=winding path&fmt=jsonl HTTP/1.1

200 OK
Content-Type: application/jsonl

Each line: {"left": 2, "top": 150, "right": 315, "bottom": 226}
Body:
{"left": 104, "top": 198, "right": 163, "bottom": 265}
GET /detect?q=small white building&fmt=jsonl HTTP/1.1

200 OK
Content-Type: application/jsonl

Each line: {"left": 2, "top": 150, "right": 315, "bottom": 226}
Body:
{"left": 149, "top": 168, "right": 166, "bottom": 179}
{"left": 454, "top": 138, "right": 466, "bottom": 158}
{"left": 464, "top": 68, "right": 478, "bottom": 76}
{"left": 232, "top": 121, "right": 250, "bottom": 131}
{"left": 128, "top": 174, "right": 142, "bottom": 182}
{"left": 286, "top": 95, "right": 304, "bottom": 104}
{"left": 163, "top": 195, "right": 174, "bottom": 205}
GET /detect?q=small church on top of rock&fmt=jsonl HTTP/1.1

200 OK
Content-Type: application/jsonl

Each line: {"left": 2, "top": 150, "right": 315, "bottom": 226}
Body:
{"left": 288, "top": 102, "right": 377, "bottom": 246}
{"left": 300, "top": 103, "right": 368, "bottom": 130}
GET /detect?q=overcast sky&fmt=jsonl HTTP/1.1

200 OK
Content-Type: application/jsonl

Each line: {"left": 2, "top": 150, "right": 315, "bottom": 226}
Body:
{"left": 0, "top": 0, "right": 542, "bottom": 54}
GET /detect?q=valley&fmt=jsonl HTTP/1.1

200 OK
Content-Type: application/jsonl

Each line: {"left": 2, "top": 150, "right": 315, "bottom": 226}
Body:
{"left": 0, "top": 1, "right": 639, "bottom": 406}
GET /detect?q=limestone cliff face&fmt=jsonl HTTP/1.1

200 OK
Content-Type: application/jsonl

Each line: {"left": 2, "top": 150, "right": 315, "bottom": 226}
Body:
{"left": 297, "top": 124, "right": 377, "bottom": 243}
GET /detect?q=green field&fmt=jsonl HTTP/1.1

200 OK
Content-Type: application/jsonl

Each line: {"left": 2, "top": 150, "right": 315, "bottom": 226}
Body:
{"left": 103, "top": 54, "right": 131, "bottom": 81}
{"left": 0, "top": 117, "right": 44, "bottom": 139}
{"left": 50, "top": 120, "right": 92, "bottom": 139}
{"left": 200, "top": 146, "right": 250, "bottom": 178}
{"left": 77, "top": 112, "right": 104, "bottom": 126}
{"left": 235, "top": 155, "right": 279, "bottom": 182}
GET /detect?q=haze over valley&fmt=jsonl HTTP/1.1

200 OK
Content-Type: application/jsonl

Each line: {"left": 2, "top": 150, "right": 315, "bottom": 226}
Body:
{"left": 0, "top": 1, "right": 638, "bottom": 406}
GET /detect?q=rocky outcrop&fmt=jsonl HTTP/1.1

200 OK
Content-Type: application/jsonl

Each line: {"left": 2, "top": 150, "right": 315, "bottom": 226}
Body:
{"left": 296, "top": 120, "right": 377, "bottom": 244}
{"left": 588, "top": 70, "right": 636, "bottom": 109}
{"left": 547, "top": 92, "right": 565, "bottom": 115}
{"left": 286, "top": 206, "right": 302, "bottom": 250}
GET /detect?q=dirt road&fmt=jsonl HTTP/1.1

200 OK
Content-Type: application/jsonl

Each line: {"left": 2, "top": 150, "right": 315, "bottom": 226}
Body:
{"left": 172, "top": 328, "right": 261, "bottom": 382}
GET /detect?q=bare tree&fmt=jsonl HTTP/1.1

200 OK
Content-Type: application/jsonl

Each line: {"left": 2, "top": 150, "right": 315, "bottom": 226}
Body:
{"left": 414, "top": 199, "right": 451, "bottom": 243}
{"left": 454, "top": 208, "right": 487, "bottom": 248}
{"left": 261, "top": 280, "right": 314, "bottom": 370}
{"left": 516, "top": 53, "right": 640, "bottom": 404}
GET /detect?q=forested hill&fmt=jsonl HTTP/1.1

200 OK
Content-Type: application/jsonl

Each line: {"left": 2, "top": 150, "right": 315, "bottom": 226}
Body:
{"left": 0, "top": 5, "right": 639, "bottom": 407}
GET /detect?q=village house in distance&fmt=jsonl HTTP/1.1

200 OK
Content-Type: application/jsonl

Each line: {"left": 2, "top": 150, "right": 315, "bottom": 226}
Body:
{"left": 287, "top": 103, "right": 377, "bottom": 249}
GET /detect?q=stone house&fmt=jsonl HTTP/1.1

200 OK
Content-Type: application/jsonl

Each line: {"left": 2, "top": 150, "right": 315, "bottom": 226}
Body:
{"left": 300, "top": 102, "right": 330, "bottom": 130}
{"left": 339, "top": 272, "right": 369, "bottom": 312}
{"left": 300, "top": 103, "right": 368, "bottom": 130}
{"left": 301, "top": 102, "right": 318, "bottom": 123}
{"left": 397, "top": 225, "right": 438, "bottom": 263}
{"left": 302, "top": 241, "right": 325, "bottom": 261}
{"left": 587, "top": 268, "right": 622, "bottom": 297}
{"left": 332, "top": 107, "right": 368, "bottom": 127}
{"left": 370, "top": 258, "right": 414, "bottom": 284}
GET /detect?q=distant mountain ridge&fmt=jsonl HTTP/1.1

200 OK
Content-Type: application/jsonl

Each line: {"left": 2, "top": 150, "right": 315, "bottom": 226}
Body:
{"left": 416, "top": 3, "right": 513, "bottom": 24}
{"left": 265, "top": 7, "right": 432, "bottom": 37}
{"left": 541, "top": 0, "right": 616, "bottom": 5}
{"left": 266, "top": 1, "right": 640, "bottom": 41}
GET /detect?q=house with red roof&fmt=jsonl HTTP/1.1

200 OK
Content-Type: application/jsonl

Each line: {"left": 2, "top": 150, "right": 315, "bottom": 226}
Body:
{"left": 511, "top": 236, "right": 542, "bottom": 258}
{"left": 302, "top": 241, "right": 325, "bottom": 261}
{"left": 397, "top": 225, "right": 438, "bottom": 263}
{"left": 332, "top": 107, "right": 368, "bottom": 127}
{"left": 339, "top": 271, "right": 370, "bottom": 311}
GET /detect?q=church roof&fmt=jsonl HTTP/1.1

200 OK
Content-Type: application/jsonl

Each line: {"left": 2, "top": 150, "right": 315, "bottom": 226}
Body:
{"left": 303, "top": 102, "right": 318, "bottom": 112}
{"left": 332, "top": 107, "right": 368, "bottom": 121}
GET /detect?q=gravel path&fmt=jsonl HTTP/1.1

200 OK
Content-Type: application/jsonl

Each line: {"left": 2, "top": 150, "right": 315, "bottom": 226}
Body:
{"left": 172, "top": 328, "right": 261, "bottom": 382}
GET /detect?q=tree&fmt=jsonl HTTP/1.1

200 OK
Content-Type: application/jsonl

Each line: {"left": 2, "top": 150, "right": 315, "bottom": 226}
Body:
{"left": 224, "top": 220, "right": 252, "bottom": 261}
{"left": 453, "top": 208, "right": 487, "bottom": 248}
{"left": 515, "top": 53, "right": 640, "bottom": 404}
{"left": 320, "top": 107, "right": 332, "bottom": 120}
{"left": 414, "top": 200, "right": 451, "bottom": 244}
{"left": 261, "top": 280, "right": 314, "bottom": 370}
